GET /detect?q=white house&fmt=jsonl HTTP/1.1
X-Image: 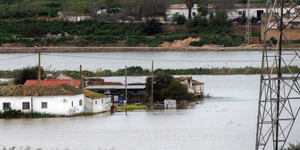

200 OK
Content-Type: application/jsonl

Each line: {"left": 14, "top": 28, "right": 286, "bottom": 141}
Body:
{"left": 175, "top": 76, "right": 204, "bottom": 98}
{"left": 228, "top": 3, "right": 296, "bottom": 20}
{"left": 0, "top": 84, "right": 85, "bottom": 116}
{"left": 166, "top": 4, "right": 199, "bottom": 21}
{"left": 82, "top": 89, "right": 111, "bottom": 113}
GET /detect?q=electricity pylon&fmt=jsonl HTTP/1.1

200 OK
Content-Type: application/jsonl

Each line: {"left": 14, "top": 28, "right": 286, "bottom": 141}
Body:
{"left": 255, "top": 0, "right": 300, "bottom": 150}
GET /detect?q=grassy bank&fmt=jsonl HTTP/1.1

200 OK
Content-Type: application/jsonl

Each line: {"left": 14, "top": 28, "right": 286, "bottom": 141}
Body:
{"left": 118, "top": 105, "right": 148, "bottom": 111}
{"left": 0, "top": 108, "right": 55, "bottom": 118}
{"left": 1, "top": 66, "right": 300, "bottom": 79}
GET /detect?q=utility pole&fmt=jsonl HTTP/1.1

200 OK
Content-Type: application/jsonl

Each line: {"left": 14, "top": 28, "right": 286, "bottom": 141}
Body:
{"left": 245, "top": 0, "right": 252, "bottom": 44}
{"left": 151, "top": 61, "right": 153, "bottom": 107}
{"left": 80, "top": 65, "right": 83, "bottom": 89}
{"left": 125, "top": 65, "right": 127, "bottom": 115}
{"left": 38, "top": 53, "right": 41, "bottom": 86}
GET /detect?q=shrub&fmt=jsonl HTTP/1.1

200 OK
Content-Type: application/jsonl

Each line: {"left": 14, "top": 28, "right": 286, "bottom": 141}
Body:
{"left": 140, "top": 19, "right": 162, "bottom": 36}
{"left": 270, "top": 37, "right": 277, "bottom": 44}
{"left": 186, "top": 19, "right": 197, "bottom": 28}
{"left": 210, "top": 11, "right": 232, "bottom": 27}
{"left": 172, "top": 14, "right": 186, "bottom": 25}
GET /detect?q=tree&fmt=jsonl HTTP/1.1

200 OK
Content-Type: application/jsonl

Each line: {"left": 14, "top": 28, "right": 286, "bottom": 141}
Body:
{"left": 87, "top": 0, "right": 102, "bottom": 16}
{"left": 14, "top": 66, "right": 44, "bottom": 85}
{"left": 122, "top": 0, "right": 168, "bottom": 21}
{"left": 145, "top": 73, "right": 196, "bottom": 101}
{"left": 146, "top": 73, "right": 174, "bottom": 101}
{"left": 32, "top": 0, "right": 45, "bottom": 18}
{"left": 161, "top": 80, "right": 195, "bottom": 101}
{"left": 105, "top": 0, "right": 114, "bottom": 13}
{"left": 210, "top": 11, "right": 231, "bottom": 26}
{"left": 196, "top": 0, "right": 209, "bottom": 17}
{"left": 185, "top": 0, "right": 194, "bottom": 19}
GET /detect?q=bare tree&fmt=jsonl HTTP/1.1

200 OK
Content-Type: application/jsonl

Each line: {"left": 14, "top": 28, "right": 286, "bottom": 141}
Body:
{"left": 214, "top": 0, "right": 238, "bottom": 13}
{"left": 14, "top": 0, "right": 24, "bottom": 16}
{"left": 122, "top": 0, "right": 168, "bottom": 21}
{"left": 32, "top": 0, "right": 45, "bottom": 18}
{"left": 186, "top": 0, "right": 194, "bottom": 19}
{"left": 105, "top": 0, "right": 115, "bottom": 13}
{"left": 87, "top": 0, "right": 102, "bottom": 16}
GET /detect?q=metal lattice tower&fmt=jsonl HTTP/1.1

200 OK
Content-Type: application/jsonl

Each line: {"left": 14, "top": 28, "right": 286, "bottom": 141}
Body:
{"left": 246, "top": 0, "right": 252, "bottom": 44}
{"left": 255, "top": 0, "right": 300, "bottom": 150}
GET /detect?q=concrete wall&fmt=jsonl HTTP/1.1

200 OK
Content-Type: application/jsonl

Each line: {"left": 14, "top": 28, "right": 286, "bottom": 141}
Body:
{"left": 260, "top": 25, "right": 300, "bottom": 42}
{"left": 228, "top": 8, "right": 295, "bottom": 20}
{"left": 0, "top": 94, "right": 85, "bottom": 115}
{"left": 84, "top": 97, "right": 111, "bottom": 113}
{"left": 166, "top": 8, "right": 198, "bottom": 20}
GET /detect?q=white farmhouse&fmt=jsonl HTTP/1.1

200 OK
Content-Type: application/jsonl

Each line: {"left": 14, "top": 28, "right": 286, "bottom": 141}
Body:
{"left": 227, "top": 3, "right": 297, "bottom": 21}
{"left": 0, "top": 84, "right": 85, "bottom": 116}
{"left": 166, "top": 4, "right": 199, "bottom": 21}
{"left": 82, "top": 89, "right": 111, "bottom": 113}
{"left": 175, "top": 76, "right": 204, "bottom": 98}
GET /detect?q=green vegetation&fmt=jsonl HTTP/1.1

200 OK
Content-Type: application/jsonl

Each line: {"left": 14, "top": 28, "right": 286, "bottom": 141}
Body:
{"left": 145, "top": 73, "right": 195, "bottom": 101}
{"left": 1, "top": 66, "right": 300, "bottom": 80}
{"left": 172, "top": 13, "right": 187, "bottom": 25}
{"left": 0, "top": 108, "right": 55, "bottom": 118}
{"left": 118, "top": 105, "right": 148, "bottom": 111}
{"left": 13, "top": 66, "right": 44, "bottom": 85}
{"left": 283, "top": 142, "right": 300, "bottom": 150}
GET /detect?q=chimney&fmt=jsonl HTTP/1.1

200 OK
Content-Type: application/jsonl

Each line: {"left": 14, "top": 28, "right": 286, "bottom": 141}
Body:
{"left": 70, "top": 73, "right": 73, "bottom": 86}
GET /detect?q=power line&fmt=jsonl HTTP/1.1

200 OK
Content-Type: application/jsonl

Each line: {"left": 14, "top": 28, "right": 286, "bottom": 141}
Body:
{"left": 0, "top": 54, "right": 37, "bottom": 61}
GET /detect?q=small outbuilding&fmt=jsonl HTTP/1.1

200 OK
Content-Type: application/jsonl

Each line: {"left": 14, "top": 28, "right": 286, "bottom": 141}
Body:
{"left": 82, "top": 89, "right": 111, "bottom": 113}
{"left": 164, "top": 100, "right": 176, "bottom": 108}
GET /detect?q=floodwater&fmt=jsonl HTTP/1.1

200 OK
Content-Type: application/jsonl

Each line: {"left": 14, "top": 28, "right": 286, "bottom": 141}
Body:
{"left": 1, "top": 75, "right": 299, "bottom": 150}
{"left": 0, "top": 51, "right": 299, "bottom": 72}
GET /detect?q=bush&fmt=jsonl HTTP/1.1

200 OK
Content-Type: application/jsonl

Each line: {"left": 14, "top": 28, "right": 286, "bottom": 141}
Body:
{"left": 140, "top": 19, "right": 162, "bottom": 36}
{"left": 270, "top": 37, "right": 277, "bottom": 44}
{"left": 210, "top": 11, "right": 232, "bottom": 27}
{"left": 172, "top": 14, "right": 186, "bottom": 25}
{"left": 185, "top": 19, "right": 197, "bottom": 28}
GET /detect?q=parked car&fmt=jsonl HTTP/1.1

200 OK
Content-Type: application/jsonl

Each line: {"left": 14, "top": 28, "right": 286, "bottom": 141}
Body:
{"left": 233, "top": 16, "right": 242, "bottom": 22}
{"left": 110, "top": 8, "right": 121, "bottom": 14}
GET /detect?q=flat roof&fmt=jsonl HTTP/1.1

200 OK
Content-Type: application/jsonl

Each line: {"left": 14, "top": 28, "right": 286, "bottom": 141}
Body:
{"left": 85, "top": 85, "right": 145, "bottom": 90}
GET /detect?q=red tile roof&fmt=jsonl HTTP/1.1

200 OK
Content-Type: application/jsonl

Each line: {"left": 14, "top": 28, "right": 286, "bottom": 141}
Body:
{"left": 24, "top": 79, "right": 81, "bottom": 87}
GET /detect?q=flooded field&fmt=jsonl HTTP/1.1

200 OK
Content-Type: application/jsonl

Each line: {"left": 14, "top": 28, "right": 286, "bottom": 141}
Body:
{"left": 1, "top": 75, "right": 299, "bottom": 150}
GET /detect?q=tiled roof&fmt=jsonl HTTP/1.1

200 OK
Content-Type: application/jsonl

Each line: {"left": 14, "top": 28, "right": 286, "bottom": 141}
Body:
{"left": 24, "top": 79, "right": 81, "bottom": 87}
{"left": 82, "top": 89, "right": 105, "bottom": 99}
{"left": 168, "top": 4, "right": 198, "bottom": 9}
{"left": 0, "top": 84, "right": 84, "bottom": 96}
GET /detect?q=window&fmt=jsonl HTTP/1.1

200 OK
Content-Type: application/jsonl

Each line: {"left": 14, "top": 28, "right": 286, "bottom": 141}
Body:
{"left": 71, "top": 101, "right": 73, "bottom": 107}
{"left": 102, "top": 99, "right": 103, "bottom": 104}
{"left": 95, "top": 100, "right": 97, "bottom": 104}
{"left": 41, "top": 102, "right": 47, "bottom": 109}
{"left": 175, "top": 12, "right": 179, "bottom": 15}
{"left": 79, "top": 99, "right": 82, "bottom": 106}
{"left": 3, "top": 102, "right": 10, "bottom": 110}
{"left": 238, "top": 11, "right": 243, "bottom": 15}
{"left": 192, "top": 12, "right": 196, "bottom": 16}
{"left": 22, "top": 102, "right": 30, "bottom": 110}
